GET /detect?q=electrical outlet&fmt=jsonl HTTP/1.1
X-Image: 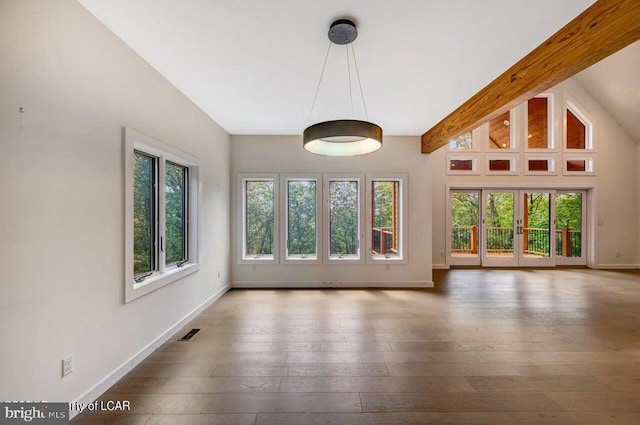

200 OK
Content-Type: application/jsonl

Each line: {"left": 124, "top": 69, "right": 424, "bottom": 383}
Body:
{"left": 62, "top": 355, "right": 74, "bottom": 377}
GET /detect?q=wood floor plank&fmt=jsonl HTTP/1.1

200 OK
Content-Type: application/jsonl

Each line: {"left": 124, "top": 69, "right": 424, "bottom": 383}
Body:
{"left": 465, "top": 375, "right": 611, "bottom": 392}
{"left": 144, "top": 414, "right": 257, "bottom": 425}
{"left": 285, "top": 352, "right": 362, "bottom": 363}
{"left": 360, "top": 392, "right": 563, "bottom": 412}
{"left": 386, "top": 362, "right": 519, "bottom": 377}
{"left": 201, "top": 392, "right": 362, "bottom": 413}
{"left": 510, "top": 362, "right": 640, "bottom": 376}
{"left": 254, "top": 412, "right": 581, "bottom": 425}
{"left": 279, "top": 376, "right": 474, "bottom": 393}
{"left": 546, "top": 391, "right": 640, "bottom": 412}
{"left": 595, "top": 375, "right": 640, "bottom": 391}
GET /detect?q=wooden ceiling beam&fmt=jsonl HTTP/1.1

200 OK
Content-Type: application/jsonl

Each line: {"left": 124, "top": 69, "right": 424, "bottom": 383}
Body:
{"left": 421, "top": 0, "right": 640, "bottom": 154}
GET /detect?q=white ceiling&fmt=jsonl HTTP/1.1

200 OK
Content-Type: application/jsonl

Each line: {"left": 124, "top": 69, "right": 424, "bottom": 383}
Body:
{"left": 575, "top": 40, "right": 640, "bottom": 144}
{"left": 78, "top": 0, "right": 597, "bottom": 136}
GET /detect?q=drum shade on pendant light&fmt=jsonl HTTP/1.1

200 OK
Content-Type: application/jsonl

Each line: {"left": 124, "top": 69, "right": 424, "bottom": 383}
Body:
{"left": 303, "top": 19, "right": 382, "bottom": 156}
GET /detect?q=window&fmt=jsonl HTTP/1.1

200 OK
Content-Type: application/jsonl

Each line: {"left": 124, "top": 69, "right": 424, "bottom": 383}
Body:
{"left": 524, "top": 156, "right": 557, "bottom": 175}
{"left": 446, "top": 155, "right": 480, "bottom": 175}
{"left": 325, "top": 176, "right": 362, "bottom": 261}
{"left": 284, "top": 176, "right": 320, "bottom": 262}
{"left": 367, "top": 175, "right": 407, "bottom": 262}
{"left": 448, "top": 132, "right": 473, "bottom": 150}
{"left": 133, "top": 151, "right": 157, "bottom": 276}
{"left": 563, "top": 156, "right": 595, "bottom": 175}
{"left": 486, "top": 156, "right": 517, "bottom": 175}
{"left": 125, "top": 128, "right": 199, "bottom": 303}
{"left": 489, "top": 110, "right": 514, "bottom": 150}
{"left": 451, "top": 159, "right": 474, "bottom": 171}
{"left": 165, "top": 162, "right": 189, "bottom": 266}
{"left": 242, "top": 176, "right": 277, "bottom": 261}
{"left": 526, "top": 95, "right": 553, "bottom": 150}
{"left": 565, "top": 102, "right": 593, "bottom": 150}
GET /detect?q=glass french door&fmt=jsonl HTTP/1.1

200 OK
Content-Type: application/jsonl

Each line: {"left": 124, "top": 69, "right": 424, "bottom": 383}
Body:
{"left": 481, "top": 190, "right": 517, "bottom": 267}
{"left": 555, "top": 191, "right": 586, "bottom": 265}
{"left": 481, "top": 190, "right": 554, "bottom": 267}
{"left": 449, "top": 190, "right": 481, "bottom": 266}
{"left": 449, "top": 188, "right": 586, "bottom": 267}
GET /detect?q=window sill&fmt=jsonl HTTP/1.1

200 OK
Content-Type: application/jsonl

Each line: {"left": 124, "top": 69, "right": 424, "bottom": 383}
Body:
{"left": 368, "top": 253, "right": 407, "bottom": 264}
{"left": 126, "top": 263, "right": 200, "bottom": 303}
{"left": 284, "top": 256, "right": 321, "bottom": 264}
{"left": 328, "top": 256, "right": 363, "bottom": 264}
{"left": 239, "top": 256, "right": 277, "bottom": 265}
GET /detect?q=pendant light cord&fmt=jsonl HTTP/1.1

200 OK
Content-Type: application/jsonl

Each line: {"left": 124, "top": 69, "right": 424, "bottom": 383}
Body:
{"left": 347, "top": 45, "right": 354, "bottom": 118}
{"left": 307, "top": 41, "right": 332, "bottom": 124}
{"left": 351, "top": 43, "right": 369, "bottom": 121}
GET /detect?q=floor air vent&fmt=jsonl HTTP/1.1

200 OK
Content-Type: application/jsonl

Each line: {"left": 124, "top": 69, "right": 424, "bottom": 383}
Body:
{"left": 179, "top": 328, "right": 200, "bottom": 341}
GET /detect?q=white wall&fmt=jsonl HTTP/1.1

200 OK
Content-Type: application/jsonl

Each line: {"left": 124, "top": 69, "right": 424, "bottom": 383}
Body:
{"left": 431, "top": 78, "right": 639, "bottom": 268}
{"left": 231, "top": 135, "right": 432, "bottom": 286}
{"left": 0, "top": 0, "right": 230, "bottom": 405}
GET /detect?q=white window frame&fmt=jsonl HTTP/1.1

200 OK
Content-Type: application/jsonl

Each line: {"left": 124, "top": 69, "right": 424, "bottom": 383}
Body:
{"left": 564, "top": 99, "right": 594, "bottom": 152}
{"left": 124, "top": 128, "right": 200, "bottom": 303}
{"left": 281, "top": 174, "right": 322, "bottom": 264}
{"left": 239, "top": 174, "right": 279, "bottom": 264}
{"left": 524, "top": 94, "right": 556, "bottom": 152}
{"left": 366, "top": 174, "right": 408, "bottom": 264}
{"left": 324, "top": 174, "right": 364, "bottom": 263}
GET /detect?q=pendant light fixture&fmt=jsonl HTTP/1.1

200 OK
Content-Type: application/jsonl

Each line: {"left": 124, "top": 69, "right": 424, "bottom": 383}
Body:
{"left": 303, "top": 19, "right": 382, "bottom": 156}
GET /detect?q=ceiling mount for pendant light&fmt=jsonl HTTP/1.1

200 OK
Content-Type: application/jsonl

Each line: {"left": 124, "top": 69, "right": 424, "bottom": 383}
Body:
{"left": 303, "top": 18, "right": 382, "bottom": 156}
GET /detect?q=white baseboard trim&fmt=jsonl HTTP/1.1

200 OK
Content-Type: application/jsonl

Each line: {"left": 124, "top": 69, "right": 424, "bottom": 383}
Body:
{"left": 231, "top": 281, "right": 434, "bottom": 288}
{"left": 592, "top": 264, "right": 640, "bottom": 270}
{"left": 432, "top": 263, "right": 449, "bottom": 270}
{"left": 69, "top": 283, "right": 230, "bottom": 419}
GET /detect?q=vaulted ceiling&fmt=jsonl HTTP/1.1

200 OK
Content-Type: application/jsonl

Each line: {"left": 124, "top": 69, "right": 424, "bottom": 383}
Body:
{"left": 575, "top": 40, "right": 640, "bottom": 143}
{"left": 78, "top": 0, "right": 597, "bottom": 136}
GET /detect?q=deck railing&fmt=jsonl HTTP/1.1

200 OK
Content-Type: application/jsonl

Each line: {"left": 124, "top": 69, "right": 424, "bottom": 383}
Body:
{"left": 372, "top": 227, "right": 394, "bottom": 255}
{"left": 451, "top": 226, "right": 581, "bottom": 257}
{"left": 555, "top": 228, "right": 582, "bottom": 257}
{"left": 523, "top": 227, "right": 549, "bottom": 256}
{"left": 486, "top": 227, "right": 514, "bottom": 253}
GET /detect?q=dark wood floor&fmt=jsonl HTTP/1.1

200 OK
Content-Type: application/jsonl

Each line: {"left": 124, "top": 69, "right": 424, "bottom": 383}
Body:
{"left": 72, "top": 269, "right": 640, "bottom": 424}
